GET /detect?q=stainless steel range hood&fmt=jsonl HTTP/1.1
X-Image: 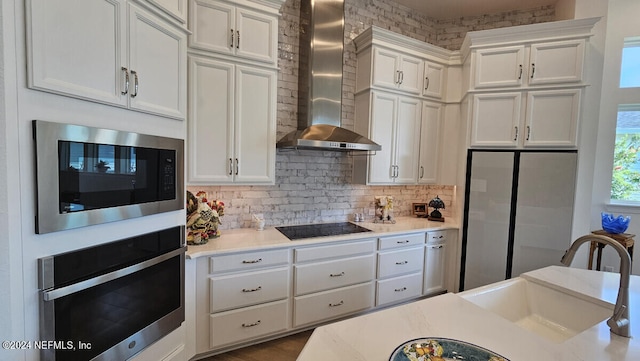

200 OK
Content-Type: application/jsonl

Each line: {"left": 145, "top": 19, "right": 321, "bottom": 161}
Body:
{"left": 276, "top": 0, "right": 381, "bottom": 152}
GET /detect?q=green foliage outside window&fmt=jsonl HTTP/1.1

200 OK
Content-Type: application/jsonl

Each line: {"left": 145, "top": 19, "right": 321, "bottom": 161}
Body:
{"left": 612, "top": 133, "right": 640, "bottom": 200}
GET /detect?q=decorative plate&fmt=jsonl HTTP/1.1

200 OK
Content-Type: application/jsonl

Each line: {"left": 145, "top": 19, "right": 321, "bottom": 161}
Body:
{"left": 389, "top": 338, "right": 510, "bottom": 361}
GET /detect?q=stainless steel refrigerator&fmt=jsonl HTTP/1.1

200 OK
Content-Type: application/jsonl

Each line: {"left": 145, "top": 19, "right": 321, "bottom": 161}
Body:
{"left": 459, "top": 150, "right": 577, "bottom": 291}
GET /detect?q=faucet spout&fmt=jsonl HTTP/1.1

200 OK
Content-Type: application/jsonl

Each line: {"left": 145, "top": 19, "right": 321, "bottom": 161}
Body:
{"left": 561, "top": 234, "right": 631, "bottom": 338}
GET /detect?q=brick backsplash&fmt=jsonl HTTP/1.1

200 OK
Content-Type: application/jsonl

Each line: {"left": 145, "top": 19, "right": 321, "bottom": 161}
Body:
{"left": 187, "top": 0, "right": 555, "bottom": 229}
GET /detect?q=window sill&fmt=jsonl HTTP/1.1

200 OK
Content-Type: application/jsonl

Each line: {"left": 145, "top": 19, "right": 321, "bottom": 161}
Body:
{"left": 605, "top": 202, "right": 640, "bottom": 214}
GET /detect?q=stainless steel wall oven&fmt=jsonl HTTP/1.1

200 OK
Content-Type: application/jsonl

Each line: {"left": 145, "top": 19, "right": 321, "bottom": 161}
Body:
{"left": 33, "top": 120, "right": 184, "bottom": 234}
{"left": 38, "top": 226, "right": 186, "bottom": 361}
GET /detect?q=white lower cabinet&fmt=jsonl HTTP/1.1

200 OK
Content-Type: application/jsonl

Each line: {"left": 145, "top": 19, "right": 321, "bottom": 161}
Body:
{"left": 210, "top": 299, "right": 289, "bottom": 349}
{"left": 293, "top": 239, "right": 377, "bottom": 327}
{"left": 376, "top": 233, "right": 425, "bottom": 307}
{"left": 293, "top": 282, "right": 375, "bottom": 327}
{"left": 424, "top": 230, "right": 448, "bottom": 295}
{"left": 194, "top": 230, "right": 455, "bottom": 358}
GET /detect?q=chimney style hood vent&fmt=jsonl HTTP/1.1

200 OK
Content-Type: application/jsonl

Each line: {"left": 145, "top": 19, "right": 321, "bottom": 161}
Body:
{"left": 276, "top": 0, "right": 381, "bottom": 152}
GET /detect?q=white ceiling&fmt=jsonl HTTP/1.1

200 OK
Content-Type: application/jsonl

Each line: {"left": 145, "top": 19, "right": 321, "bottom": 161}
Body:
{"left": 393, "top": 0, "right": 559, "bottom": 20}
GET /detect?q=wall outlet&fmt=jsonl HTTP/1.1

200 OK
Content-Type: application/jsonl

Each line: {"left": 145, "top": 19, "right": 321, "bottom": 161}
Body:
{"left": 604, "top": 265, "right": 614, "bottom": 272}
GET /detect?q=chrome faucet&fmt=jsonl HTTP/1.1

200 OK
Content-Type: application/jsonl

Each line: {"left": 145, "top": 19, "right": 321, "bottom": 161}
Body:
{"left": 560, "top": 234, "right": 631, "bottom": 338}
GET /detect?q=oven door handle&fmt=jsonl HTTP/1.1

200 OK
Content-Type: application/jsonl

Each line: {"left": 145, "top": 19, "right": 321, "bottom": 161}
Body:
{"left": 42, "top": 247, "right": 186, "bottom": 301}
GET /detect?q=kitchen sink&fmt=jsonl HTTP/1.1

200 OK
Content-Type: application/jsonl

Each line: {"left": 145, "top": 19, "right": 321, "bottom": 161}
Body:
{"left": 460, "top": 278, "right": 612, "bottom": 343}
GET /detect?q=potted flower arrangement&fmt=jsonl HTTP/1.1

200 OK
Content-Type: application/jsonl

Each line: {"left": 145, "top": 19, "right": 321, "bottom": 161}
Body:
{"left": 186, "top": 191, "right": 225, "bottom": 245}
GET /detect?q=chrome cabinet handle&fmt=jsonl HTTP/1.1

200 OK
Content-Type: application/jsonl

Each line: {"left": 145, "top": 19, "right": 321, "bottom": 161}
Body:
{"left": 242, "top": 286, "right": 262, "bottom": 293}
{"left": 395, "top": 261, "right": 408, "bottom": 265}
{"left": 121, "top": 67, "right": 129, "bottom": 95}
{"left": 397, "top": 240, "right": 410, "bottom": 244}
{"left": 396, "top": 70, "right": 401, "bottom": 84}
{"left": 420, "top": 166, "right": 424, "bottom": 179}
{"left": 237, "top": 30, "right": 240, "bottom": 49}
{"left": 242, "top": 258, "right": 262, "bottom": 264}
{"left": 131, "top": 70, "right": 139, "bottom": 97}
{"left": 235, "top": 158, "right": 238, "bottom": 175}
{"left": 531, "top": 63, "right": 535, "bottom": 79}
{"left": 424, "top": 76, "right": 430, "bottom": 91}
{"left": 330, "top": 271, "right": 345, "bottom": 277}
{"left": 518, "top": 64, "right": 523, "bottom": 80}
{"left": 230, "top": 29, "right": 234, "bottom": 47}
{"left": 514, "top": 126, "right": 519, "bottom": 141}
{"left": 329, "top": 300, "right": 344, "bottom": 307}
{"left": 526, "top": 125, "right": 531, "bottom": 140}
{"left": 395, "top": 287, "right": 407, "bottom": 292}
{"left": 229, "top": 158, "right": 233, "bottom": 175}
{"left": 242, "top": 320, "right": 261, "bottom": 328}
{"left": 399, "top": 70, "right": 404, "bottom": 84}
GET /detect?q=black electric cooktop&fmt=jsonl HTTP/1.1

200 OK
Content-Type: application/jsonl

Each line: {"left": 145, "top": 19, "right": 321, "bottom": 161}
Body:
{"left": 275, "top": 222, "right": 372, "bottom": 240}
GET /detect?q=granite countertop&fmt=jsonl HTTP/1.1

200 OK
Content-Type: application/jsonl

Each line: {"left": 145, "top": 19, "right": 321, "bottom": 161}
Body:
{"left": 186, "top": 216, "right": 458, "bottom": 259}
{"left": 297, "top": 266, "right": 640, "bottom": 361}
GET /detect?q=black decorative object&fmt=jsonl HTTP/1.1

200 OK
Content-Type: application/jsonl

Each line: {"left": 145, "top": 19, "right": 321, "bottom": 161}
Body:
{"left": 428, "top": 195, "right": 445, "bottom": 222}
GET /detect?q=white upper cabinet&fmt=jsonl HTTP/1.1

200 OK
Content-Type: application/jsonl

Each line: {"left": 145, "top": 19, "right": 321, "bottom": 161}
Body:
{"left": 371, "top": 48, "right": 423, "bottom": 95}
{"left": 27, "top": 0, "right": 187, "bottom": 120}
{"left": 354, "top": 91, "right": 421, "bottom": 185}
{"left": 188, "top": 0, "right": 278, "bottom": 65}
{"left": 187, "top": 55, "right": 276, "bottom": 185}
{"left": 422, "top": 60, "right": 446, "bottom": 99}
{"left": 472, "top": 40, "right": 585, "bottom": 89}
{"left": 473, "top": 46, "right": 526, "bottom": 89}
{"left": 418, "top": 101, "right": 442, "bottom": 184}
{"left": 470, "top": 89, "right": 581, "bottom": 148}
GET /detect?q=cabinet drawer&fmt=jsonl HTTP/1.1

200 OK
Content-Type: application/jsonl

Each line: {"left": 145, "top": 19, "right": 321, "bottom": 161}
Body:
{"left": 209, "top": 248, "right": 289, "bottom": 274}
{"left": 294, "top": 254, "right": 375, "bottom": 295}
{"left": 294, "top": 239, "right": 376, "bottom": 263}
{"left": 209, "top": 267, "right": 289, "bottom": 313}
{"left": 426, "top": 230, "right": 447, "bottom": 244}
{"left": 209, "top": 299, "right": 289, "bottom": 349}
{"left": 293, "top": 282, "right": 374, "bottom": 327}
{"left": 378, "top": 233, "right": 425, "bottom": 250}
{"left": 377, "top": 247, "right": 424, "bottom": 278}
{"left": 376, "top": 272, "right": 423, "bottom": 307}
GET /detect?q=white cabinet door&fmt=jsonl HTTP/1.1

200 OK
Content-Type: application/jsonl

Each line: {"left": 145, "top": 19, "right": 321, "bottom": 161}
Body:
{"left": 188, "top": 0, "right": 234, "bottom": 55}
{"left": 394, "top": 97, "right": 422, "bottom": 183}
{"left": 470, "top": 92, "right": 522, "bottom": 147}
{"left": 235, "top": 7, "right": 278, "bottom": 64}
{"left": 424, "top": 243, "right": 446, "bottom": 294}
{"left": 234, "top": 65, "right": 276, "bottom": 183}
{"left": 128, "top": 3, "right": 187, "bottom": 119}
{"left": 372, "top": 48, "right": 401, "bottom": 90}
{"left": 473, "top": 45, "right": 525, "bottom": 88}
{"left": 371, "top": 48, "right": 422, "bottom": 94}
{"left": 422, "top": 61, "right": 445, "bottom": 98}
{"left": 398, "top": 55, "right": 423, "bottom": 94}
{"left": 418, "top": 101, "right": 441, "bottom": 184}
{"left": 368, "top": 92, "right": 397, "bottom": 184}
{"left": 26, "top": 0, "right": 127, "bottom": 106}
{"left": 528, "top": 39, "right": 585, "bottom": 85}
{"left": 188, "top": 0, "right": 278, "bottom": 65}
{"left": 524, "top": 89, "right": 580, "bottom": 147}
{"left": 187, "top": 56, "right": 234, "bottom": 184}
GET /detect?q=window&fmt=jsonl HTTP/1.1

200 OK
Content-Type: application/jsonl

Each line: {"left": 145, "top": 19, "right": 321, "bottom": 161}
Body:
{"left": 612, "top": 37, "right": 640, "bottom": 202}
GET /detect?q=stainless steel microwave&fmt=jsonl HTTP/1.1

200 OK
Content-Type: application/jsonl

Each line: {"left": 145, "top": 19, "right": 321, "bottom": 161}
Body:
{"left": 33, "top": 120, "right": 184, "bottom": 234}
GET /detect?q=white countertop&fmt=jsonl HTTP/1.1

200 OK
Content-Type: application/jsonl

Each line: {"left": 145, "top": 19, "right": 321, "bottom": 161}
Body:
{"left": 185, "top": 217, "right": 458, "bottom": 259}
{"left": 297, "top": 266, "right": 640, "bottom": 361}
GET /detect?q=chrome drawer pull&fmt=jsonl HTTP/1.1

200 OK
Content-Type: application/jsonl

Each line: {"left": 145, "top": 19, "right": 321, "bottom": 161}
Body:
{"left": 395, "top": 261, "right": 408, "bottom": 265}
{"left": 397, "top": 240, "right": 410, "bottom": 244}
{"left": 121, "top": 67, "right": 129, "bottom": 95}
{"left": 329, "top": 271, "right": 345, "bottom": 277}
{"left": 395, "top": 287, "right": 407, "bottom": 292}
{"left": 242, "top": 320, "right": 261, "bottom": 328}
{"left": 242, "top": 286, "right": 262, "bottom": 293}
{"left": 329, "top": 300, "right": 344, "bottom": 307}
{"left": 242, "top": 258, "right": 262, "bottom": 264}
